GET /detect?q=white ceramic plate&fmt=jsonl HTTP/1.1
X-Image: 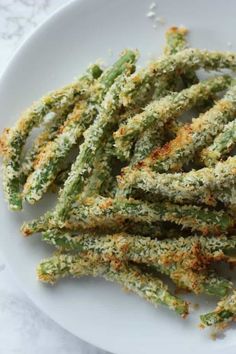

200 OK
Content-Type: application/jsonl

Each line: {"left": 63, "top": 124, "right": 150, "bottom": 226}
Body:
{"left": 1, "top": 0, "right": 236, "bottom": 353}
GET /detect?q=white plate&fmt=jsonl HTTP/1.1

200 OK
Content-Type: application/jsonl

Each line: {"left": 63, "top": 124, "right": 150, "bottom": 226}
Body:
{"left": 0, "top": 0, "right": 236, "bottom": 353}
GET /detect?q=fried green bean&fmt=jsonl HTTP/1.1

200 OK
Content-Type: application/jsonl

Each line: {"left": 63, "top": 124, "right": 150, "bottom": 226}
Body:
{"left": 23, "top": 51, "right": 137, "bottom": 204}
{"left": 120, "top": 48, "right": 236, "bottom": 110}
{"left": 42, "top": 230, "right": 234, "bottom": 296}
{"left": 37, "top": 252, "right": 188, "bottom": 317}
{"left": 22, "top": 207, "right": 174, "bottom": 237}
{"left": 149, "top": 264, "right": 233, "bottom": 297}
{"left": 68, "top": 197, "right": 234, "bottom": 234}
{"left": 118, "top": 155, "right": 236, "bottom": 206}
{"left": 164, "top": 26, "right": 199, "bottom": 87}
{"left": 41, "top": 231, "right": 236, "bottom": 265}
{"left": 54, "top": 196, "right": 234, "bottom": 234}
{"left": 21, "top": 65, "right": 103, "bottom": 180}
{"left": 114, "top": 76, "right": 231, "bottom": 160}
{"left": 200, "top": 119, "right": 236, "bottom": 166}
{"left": 21, "top": 208, "right": 169, "bottom": 238}
{"left": 200, "top": 290, "right": 236, "bottom": 327}
{"left": 5, "top": 30, "right": 236, "bottom": 330}
{"left": 0, "top": 68, "right": 100, "bottom": 210}
{"left": 47, "top": 228, "right": 232, "bottom": 297}
{"left": 131, "top": 128, "right": 165, "bottom": 164}
{"left": 164, "top": 26, "right": 188, "bottom": 55}
{"left": 52, "top": 73, "right": 136, "bottom": 223}
{"left": 49, "top": 49, "right": 236, "bottom": 220}
{"left": 142, "top": 83, "right": 236, "bottom": 172}
{"left": 131, "top": 27, "right": 189, "bottom": 164}
{"left": 80, "top": 137, "right": 114, "bottom": 198}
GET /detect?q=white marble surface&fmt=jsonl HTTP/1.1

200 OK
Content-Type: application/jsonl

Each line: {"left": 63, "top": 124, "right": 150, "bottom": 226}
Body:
{"left": 0, "top": 1, "right": 108, "bottom": 353}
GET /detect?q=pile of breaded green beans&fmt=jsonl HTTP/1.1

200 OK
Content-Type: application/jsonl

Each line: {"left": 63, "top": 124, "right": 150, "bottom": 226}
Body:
{"left": 2, "top": 27, "right": 236, "bottom": 331}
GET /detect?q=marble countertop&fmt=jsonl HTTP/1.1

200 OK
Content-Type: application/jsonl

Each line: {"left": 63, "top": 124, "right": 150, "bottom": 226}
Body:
{"left": 0, "top": 1, "right": 108, "bottom": 353}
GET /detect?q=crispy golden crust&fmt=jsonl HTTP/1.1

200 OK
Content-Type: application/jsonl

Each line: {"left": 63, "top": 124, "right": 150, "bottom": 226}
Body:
{"left": 165, "top": 26, "right": 188, "bottom": 36}
{"left": 0, "top": 128, "right": 10, "bottom": 156}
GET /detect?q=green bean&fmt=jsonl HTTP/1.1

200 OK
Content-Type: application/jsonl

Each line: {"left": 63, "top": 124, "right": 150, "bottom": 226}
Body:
{"left": 42, "top": 229, "right": 232, "bottom": 297}
{"left": 43, "top": 224, "right": 232, "bottom": 297}
{"left": 200, "top": 290, "right": 236, "bottom": 327}
{"left": 149, "top": 264, "right": 233, "bottom": 297}
{"left": 42, "top": 226, "right": 233, "bottom": 297}
{"left": 132, "top": 27, "right": 195, "bottom": 166}
{"left": 132, "top": 27, "right": 189, "bottom": 165}
{"left": 120, "top": 48, "right": 236, "bottom": 111}
{"left": 37, "top": 252, "right": 188, "bottom": 316}
{"left": 151, "top": 26, "right": 188, "bottom": 97}
{"left": 52, "top": 165, "right": 72, "bottom": 188}
{"left": 21, "top": 65, "right": 103, "bottom": 181}
{"left": 23, "top": 51, "right": 137, "bottom": 204}
{"left": 53, "top": 72, "right": 137, "bottom": 223}
{"left": 114, "top": 76, "right": 231, "bottom": 160}
{"left": 118, "top": 155, "right": 236, "bottom": 206}
{"left": 143, "top": 83, "right": 236, "bottom": 172}
{"left": 22, "top": 205, "right": 173, "bottom": 238}
{"left": 131, "top": 127, "right": 165, "bottom": 164}
{"left": 200, "top": 119, "right": 236, "bottom": 166}
{"left": 164, "top": 26, "right": 188, "bottom": 55}
{"left": 80, "top": 137, "right": 115, "bottom": 199}
{"left": 42, "top": 231, "right": 236, "bottom": 264}
{"left": 56, "top": 195, "right": 233, "bottom": 233}
{"left": 201, "top": 274, "right": 233, "bottom": 298}
{"left": 130, "top": 107, "right": 184, "bottom": 166}
{"left": 61, "top": 196, "right": 234, "bottom": 234}
{"left": 0, "top": 68, "right": 100, "bottom": 210}
{"left": 21, "top": 209, "right": 169, "bottom": 238}
{"left": 164, "top": 26, "right": 199, "bottom": 87}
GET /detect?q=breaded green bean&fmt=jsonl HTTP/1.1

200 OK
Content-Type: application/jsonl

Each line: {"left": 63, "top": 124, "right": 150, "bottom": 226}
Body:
{"left": 50, "top": 49, "right": 236, "bottom": 220}
{"left": 24, "top": 188, "right": 229, "bottom": 235}
{"left": 21, "top": 208, "right": 168, "bottom": 238}
{"left": 37, "top": 252, "right": 188, "bottom": 316}
{"left": 53, "top": 73, "right": 136, "bottom": 223}
{"left": 41, "top": 231, "right": 236, "bottom": 266}
{"left": 164, "top": 26, "right": 188, "bottom": 55}
{"left": 22, "top": 200, "right": 179, "bottom": 237}
{"left": 0, "top": 66, "right": 100, "bottom": 210}
{"left": 23, "top": 51, "right": 137, "bottom": 204}
{"left": 118, "top": 155, "right": 236, "bottom": 206}
{"left": 164, "top": 26, "right": 199, "bottom": 87}
{"left": 132, "top": 27, "right": 196, "bottom": 166}
{"left": 40, "top": 196, "right": 235, "bottom": 234}
{"left": 55, "top": 196, "right": 233, "bottom": 234}
{"left": 114, "top": 76, "right": 231, "bottom": 160}
{"left": 42, "top": 230, "right": 236, "bottom": 297}
{"left": 80, "top": 136, "right": 115, "bottom": 198}
{"left": 143, "top": 83, "right": 236, "bottom": 172}
{"left": 200, "top": 290, "right": 236, "bottom": 327}
{"left": 21, "top": 114, "right": 68, "bottom": 179}
{"left": 131, "top": 127, "right": 165, "bottom": 164}
{"left": 132, "top": 27, "right": 189, "bottom": 165}
{"left": 152, "top": 26, "right": 188, "bottom": 97}
{"left": 200, "top": 119, "right": 236, "bottom": 166}
{"left": 131, "top": 123, "right": 184, "bottom": 165}
{"left": 120, "top": 49, "right": 236, "bottom": 109}
{"left": 21, "top": 65, "right": 103, "bottom": 180}
{"left": 148, "top": 264, "right": 233, "bottom": 297}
